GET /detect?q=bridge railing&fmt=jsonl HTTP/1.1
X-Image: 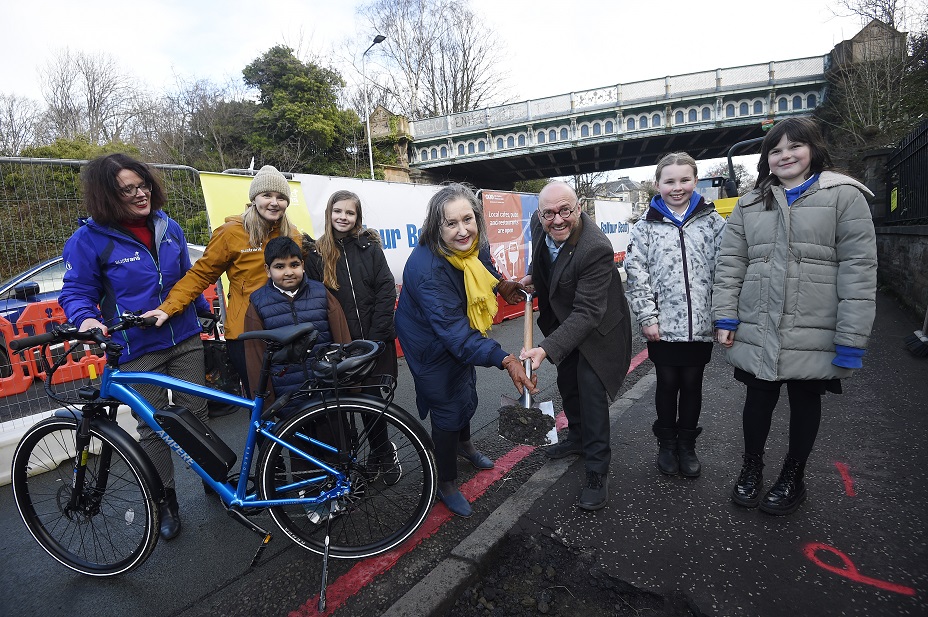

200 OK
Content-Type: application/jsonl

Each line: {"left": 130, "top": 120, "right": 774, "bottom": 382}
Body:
{"left": 410, "top": 56, "right": 827, "bottom": 139}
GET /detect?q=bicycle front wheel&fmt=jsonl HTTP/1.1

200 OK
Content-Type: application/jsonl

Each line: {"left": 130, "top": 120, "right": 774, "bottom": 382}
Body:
{"left": 257, "top": 400, "right": 436, "bottom": 559}
{"left": 11, "top": 416, "right": 160, "bottom": 576}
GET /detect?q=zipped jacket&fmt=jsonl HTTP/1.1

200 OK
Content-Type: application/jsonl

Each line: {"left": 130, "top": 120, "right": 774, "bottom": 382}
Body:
{"left": 329, "top": 230, "right": 396, "bottom": 342}
{"left": 248, "top": 276, "right": 333, "bottom": 396}
{"left": 394, "top": 244, "right": 508, "bottom": 431}
{"left": 625, "top": 196, "right": 726, "bottom": 342}
{"left": 158, "top": 215, "right": 302, "bottom": 340}
{"left": 712, "top": 171, "right": 877, "bottom": 381}
{"left": 60, "top": 210, "right": 209, "bottom": 364}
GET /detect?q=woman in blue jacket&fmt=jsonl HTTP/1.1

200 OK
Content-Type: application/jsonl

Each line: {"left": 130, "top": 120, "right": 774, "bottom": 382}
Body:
{"left": 395, "top": 183, "right": 535, "bottom": 518}
{"left": 59, "top": 153, "right": 211, "bottom": 541}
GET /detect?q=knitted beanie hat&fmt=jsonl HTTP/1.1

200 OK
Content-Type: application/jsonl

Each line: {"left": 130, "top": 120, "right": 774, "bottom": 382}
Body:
{"left": 249, "top": 165, "right": 291, "bottom": 202}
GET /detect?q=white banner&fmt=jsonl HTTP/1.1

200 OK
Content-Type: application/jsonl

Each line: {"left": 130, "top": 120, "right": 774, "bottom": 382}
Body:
{"left": 590, "top": 198, "right": 634, "bottom": 265}
{"left": 293, "top": 175, "right": 441, "bottom": 286}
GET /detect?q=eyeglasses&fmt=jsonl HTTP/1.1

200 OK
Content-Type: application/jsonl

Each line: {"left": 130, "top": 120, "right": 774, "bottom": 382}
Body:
{"left": 539, "top": 206, "right": 575, "bottom": 221}
{"left": 118, "top": 183, "right": 152, "bottom": 197}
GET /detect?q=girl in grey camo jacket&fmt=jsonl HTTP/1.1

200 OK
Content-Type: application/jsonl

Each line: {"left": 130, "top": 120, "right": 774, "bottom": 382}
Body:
{"left": 625, "top": 153, "right": 726, "bottom": 478}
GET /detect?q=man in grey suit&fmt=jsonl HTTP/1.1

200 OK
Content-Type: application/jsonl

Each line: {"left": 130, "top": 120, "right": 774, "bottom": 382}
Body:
{"left": 521, "top": 181, "right": 632, "bottom": 510}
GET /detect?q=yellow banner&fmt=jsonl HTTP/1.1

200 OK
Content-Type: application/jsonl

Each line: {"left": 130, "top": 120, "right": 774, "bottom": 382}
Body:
{"left": 197, "top": 173, "right": 316, "bottom": 311}
{"left": 198, "top": 172, "right": 314, "bottom": 235}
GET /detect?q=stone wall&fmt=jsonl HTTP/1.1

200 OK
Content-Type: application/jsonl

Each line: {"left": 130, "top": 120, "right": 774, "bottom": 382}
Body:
{"left": 875, "top": 225, "right": 928, "bottom": 320}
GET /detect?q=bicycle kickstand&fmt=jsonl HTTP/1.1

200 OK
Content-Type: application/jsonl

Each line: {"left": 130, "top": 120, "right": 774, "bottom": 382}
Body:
{"left": 318, "top": 501, "right": 336, "bottom": 612}
{"left": 226, "top": 508, "right": 274, "bottom": 569}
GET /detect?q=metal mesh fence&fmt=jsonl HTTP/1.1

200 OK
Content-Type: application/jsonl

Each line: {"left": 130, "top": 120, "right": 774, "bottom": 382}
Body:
{"left": 0, "top": 157, "right": 211, "bottom": 431}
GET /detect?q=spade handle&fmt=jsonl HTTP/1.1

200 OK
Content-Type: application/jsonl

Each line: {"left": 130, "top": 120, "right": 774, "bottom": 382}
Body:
{"left": 520, "top": 289, "right": 533, "bottom": 408}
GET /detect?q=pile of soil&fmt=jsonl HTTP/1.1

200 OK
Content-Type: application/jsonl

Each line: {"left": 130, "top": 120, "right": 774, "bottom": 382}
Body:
{"left": 448, "top": 533, "right": 705, "bottom": 617}
{"left": 498, "top": 404, "right": 556, "bottom": 446}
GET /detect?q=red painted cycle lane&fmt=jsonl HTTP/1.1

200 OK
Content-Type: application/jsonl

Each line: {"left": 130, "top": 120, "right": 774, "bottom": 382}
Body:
{"left": 292, "top": 347, "right": 651, "bottom": 615}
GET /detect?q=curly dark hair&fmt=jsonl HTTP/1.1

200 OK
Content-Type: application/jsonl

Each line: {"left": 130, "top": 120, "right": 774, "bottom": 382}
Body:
{"left": 81, "top": 153, "right": 165, "bottom": 226}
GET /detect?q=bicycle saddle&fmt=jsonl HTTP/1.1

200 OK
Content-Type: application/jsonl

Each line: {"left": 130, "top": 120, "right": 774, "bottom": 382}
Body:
{"left": 310, "top": 340, "right": 384, "bottom": 386}
{"left": 238, "top": 323, "right": 317, "bottom": 345}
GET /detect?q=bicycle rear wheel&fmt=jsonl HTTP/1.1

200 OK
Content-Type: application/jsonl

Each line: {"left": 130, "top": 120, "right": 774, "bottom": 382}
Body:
{"left": 257, "top": 400, "right": 436, "bottom": 559}
{"left": 11, "top": 416, "right": 160, "bottom": 576}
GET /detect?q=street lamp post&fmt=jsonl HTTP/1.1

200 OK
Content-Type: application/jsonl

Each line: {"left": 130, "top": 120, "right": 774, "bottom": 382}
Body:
{"left": 362, "top": 34, "right": 387, "bottom": 180}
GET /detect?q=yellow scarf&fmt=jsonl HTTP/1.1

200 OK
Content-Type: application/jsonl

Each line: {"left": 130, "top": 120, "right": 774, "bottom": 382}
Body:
{"left": 444, "top": 237, "right": 498, "bottom": 335}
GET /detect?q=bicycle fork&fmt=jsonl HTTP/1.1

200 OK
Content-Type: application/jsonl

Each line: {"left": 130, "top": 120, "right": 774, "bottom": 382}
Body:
{"left": 67, "top": 414, "right": 102, "bottom": 516}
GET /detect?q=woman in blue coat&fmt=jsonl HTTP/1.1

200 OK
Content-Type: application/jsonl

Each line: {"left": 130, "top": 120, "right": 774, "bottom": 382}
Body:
{"left": 59, "top": 153, "right": 211, "bottom": 541}
{"left": 395, "top": 184, "right": 535, "bottom": 518}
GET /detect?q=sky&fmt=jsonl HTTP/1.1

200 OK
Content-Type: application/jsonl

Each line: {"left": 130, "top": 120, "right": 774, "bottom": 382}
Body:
{"left": 1, "top": 0, "right": 869, "bottom": 180}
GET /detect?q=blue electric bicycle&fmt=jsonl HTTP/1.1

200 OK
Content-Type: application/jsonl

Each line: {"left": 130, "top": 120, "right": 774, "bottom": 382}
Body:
{"left": 9, "top": 313, "right": 436, "bottom": 609}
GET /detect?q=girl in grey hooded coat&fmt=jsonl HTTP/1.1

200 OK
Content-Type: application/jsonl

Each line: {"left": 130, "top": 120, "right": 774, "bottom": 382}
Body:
{"left": 713, "top": 118, "right": 876, "bottom": 516}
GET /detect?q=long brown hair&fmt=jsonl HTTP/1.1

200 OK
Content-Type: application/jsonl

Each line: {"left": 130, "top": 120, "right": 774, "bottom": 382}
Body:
{"left": 316, "top": 190, "right": 381, "bottom": 289}
{"left": 752, "top": 117, "right": 834, "bottom": 210}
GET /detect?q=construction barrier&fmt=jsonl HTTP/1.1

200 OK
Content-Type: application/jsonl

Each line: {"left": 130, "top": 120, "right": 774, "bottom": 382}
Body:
{"left": 14, "top": 301, "right": 105, "bottom": 385}
{"left": 0, "top": 316, "right": 33, "bottom": 397}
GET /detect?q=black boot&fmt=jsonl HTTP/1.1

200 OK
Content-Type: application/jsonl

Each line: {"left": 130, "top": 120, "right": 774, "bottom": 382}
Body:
{"left": 731, "top": 453, "right": 764, "bottom": 508}
{"left": 651, "top": 422, "right": 679, "bottom": 475}
{"left": 159, "top": 488, "right": 181, "bottom": 541}
{"left": 760, "top": 457, "right": 807, "bottom": 516}
{"left": 676, "top": 427, "right": 703, "bottom": 478}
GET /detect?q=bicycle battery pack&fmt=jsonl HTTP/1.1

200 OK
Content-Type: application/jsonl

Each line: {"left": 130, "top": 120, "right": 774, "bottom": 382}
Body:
{"left": 154, "top": 406, "right": 237, "bottom": 482}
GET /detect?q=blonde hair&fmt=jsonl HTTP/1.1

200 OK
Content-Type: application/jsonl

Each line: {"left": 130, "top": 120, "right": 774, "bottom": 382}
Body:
{"left": 241, "top": 202, "right": 294, "bottom": 249}
{"left": 316, "top": 190, "right": 381, "bottom": 290}
{"left": 655, "top": 152, "right": 698, "bottom": 182}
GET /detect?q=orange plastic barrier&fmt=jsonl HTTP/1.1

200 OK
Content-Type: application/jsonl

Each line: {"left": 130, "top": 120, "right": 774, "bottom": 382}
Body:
{"left": 14, "top": 301, "right": 105, "bottom": 385}
{"left": 0, "top": 315, "right": 34, "bottom": 397}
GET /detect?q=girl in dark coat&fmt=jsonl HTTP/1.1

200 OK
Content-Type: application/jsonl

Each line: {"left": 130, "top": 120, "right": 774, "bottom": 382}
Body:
{"left": 395, "top": 184, "right": 535, "bottom": 518}
{"left": 316, "top": 191, "right": 400, "bottom": 472}
{"left": 316, "top": 190, "right": 398, "bottom": 388}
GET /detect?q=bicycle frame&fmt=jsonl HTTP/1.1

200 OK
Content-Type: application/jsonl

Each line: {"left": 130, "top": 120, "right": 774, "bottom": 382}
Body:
{"left": 98, "top": 364, "right": 352, "bottom": 510}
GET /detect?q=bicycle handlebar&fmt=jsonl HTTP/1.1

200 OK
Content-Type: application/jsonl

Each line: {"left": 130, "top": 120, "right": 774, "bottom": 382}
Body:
{"left": 7, "top": 313, "right": 158, "bottom": 352}
{"left": 8, "top": 331, "right": 58, "bottom": 351}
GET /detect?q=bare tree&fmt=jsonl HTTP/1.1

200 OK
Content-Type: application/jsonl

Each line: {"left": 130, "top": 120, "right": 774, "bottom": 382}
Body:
{"left": 834, "top": 0, "right": 908, "bottom": 27}
{"left": 703, "top": 162, "right": 757, "bottom": 194}
{"left": 40, "top": 49, "right": 140, "bottom": 144}
{"left": 572, "top": 172, "right": 609, "bottom": 200}
{"left": 420, "top": 5, "right": 509, "bottom": 116}
{"left": 0, "top": 94, "right": 42, "bottom": 155}
{"left": 358, "top": 0, "right": 509, "bottom": 120}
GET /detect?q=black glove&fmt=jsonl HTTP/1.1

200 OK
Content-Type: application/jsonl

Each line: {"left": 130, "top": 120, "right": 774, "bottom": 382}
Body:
{"left": 496, "top": 280, "right": 527, "bottom": 305}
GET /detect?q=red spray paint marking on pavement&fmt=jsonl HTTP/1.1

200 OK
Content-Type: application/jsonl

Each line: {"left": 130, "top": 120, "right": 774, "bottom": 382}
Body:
{"left": 293, "top": 350, "right": 648, "bottom": 615}
{"left": 803, "top": 542, "right": 916, "bottom": 596}
{"left": 834, "top": 462, "right": 856, "bottom": 497}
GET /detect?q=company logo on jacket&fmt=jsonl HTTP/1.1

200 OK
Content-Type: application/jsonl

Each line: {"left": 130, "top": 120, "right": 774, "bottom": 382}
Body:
{"left": 115, "top": 251, "right": 142, "bottom": 265}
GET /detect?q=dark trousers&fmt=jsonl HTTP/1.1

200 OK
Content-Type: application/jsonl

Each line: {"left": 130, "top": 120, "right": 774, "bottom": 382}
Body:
{"left": 226, "top": 338, "right": 251, "bottom": 399}
{"left": 558, "top": 349, "right": 611, "bottom": 475}
{"left": 742, "top": 383, "right": 823, "bottom": 463}
{"left": 430, "top": 421, "right": 473, "bottom": 483}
